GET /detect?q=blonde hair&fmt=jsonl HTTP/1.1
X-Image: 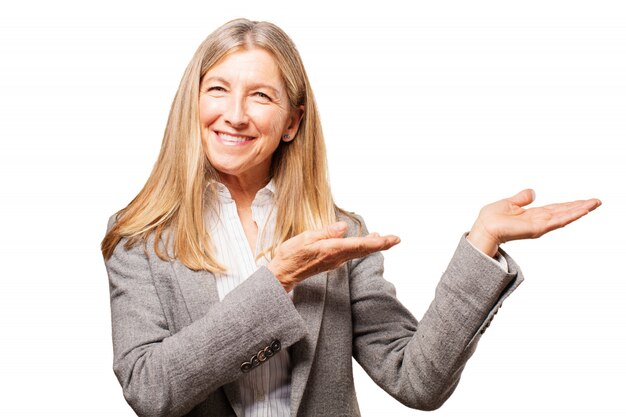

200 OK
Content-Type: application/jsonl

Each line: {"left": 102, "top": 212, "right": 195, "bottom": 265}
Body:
{"left": 101, "top": 18, "right": 354, "bottom": 271}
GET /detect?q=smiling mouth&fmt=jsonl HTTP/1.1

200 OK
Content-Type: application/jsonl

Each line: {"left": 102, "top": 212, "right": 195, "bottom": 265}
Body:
{"left": 216, "top": 131, "right": 255, "bottom": 144}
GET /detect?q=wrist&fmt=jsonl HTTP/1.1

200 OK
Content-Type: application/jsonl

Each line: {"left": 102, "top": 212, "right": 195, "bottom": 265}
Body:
{"left": 466, "top": 228, "right": 500, "bottom": 258}
{"left": 267, "top": 261, "right": 295, "bottom": 293}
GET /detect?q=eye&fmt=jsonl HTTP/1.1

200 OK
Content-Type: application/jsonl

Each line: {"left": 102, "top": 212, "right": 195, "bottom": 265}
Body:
{"left": 206, "top": 86, "right": 227, "bottom": 93}
{"left": 253, "top": 91, "right": 272, "bottom": 101}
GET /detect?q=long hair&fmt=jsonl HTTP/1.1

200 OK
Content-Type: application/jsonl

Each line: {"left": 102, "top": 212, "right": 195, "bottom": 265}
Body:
{"left": 101, "top": 18, "right": 352, "bottom": 271}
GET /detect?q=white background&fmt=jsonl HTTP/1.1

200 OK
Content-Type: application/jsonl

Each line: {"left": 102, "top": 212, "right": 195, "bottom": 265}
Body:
{"left": 1, "top": 0, "right": 624, "bottom": 415}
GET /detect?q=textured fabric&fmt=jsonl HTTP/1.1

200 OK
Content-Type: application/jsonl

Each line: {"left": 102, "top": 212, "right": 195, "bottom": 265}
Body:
{"left": 466, "top": 237, "right": 508, "bottom": 271}
{"left": 104, "top": 211, "right": 524, "bottom": 417}
{"left": 208, "top": 181, "right": 291, "bottom": 417}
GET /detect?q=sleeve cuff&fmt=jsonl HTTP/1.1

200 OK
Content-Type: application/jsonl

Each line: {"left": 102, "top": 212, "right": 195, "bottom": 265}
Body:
{"left": 464, "top": 234, "right": 509, "bottom": 272}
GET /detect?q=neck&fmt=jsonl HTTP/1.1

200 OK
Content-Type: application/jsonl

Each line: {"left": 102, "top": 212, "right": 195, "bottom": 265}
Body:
{"left": 219, "top": 173, "right": 270, "bottom": 208}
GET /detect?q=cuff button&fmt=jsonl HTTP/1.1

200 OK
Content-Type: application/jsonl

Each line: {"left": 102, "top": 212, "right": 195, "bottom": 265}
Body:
{"left": 241, "top": 362, "right": 252, "bottom": 373}
{"left": 270, "top": 340, "right": 281, "bottom": 352}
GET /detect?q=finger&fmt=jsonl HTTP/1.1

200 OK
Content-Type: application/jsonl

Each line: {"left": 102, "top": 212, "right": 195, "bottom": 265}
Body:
{"left": 506, "top": 188, "right": 536, "bottom": 207}
{"left": 545, "top": 206, "right": 593, "bottom": 232}
{"left": 590, "top": 198, "right": 602, "bottom": 211}
{"left": 539, "top": 199, "right": 599, "bottom": 212}
{"left": 581, "top": 198, "right": 602, "bottom": 212}
{"left": 541, "top": 199, "right": 602, "bottom": 215}
{"left": 325, "top": 235, "right": 401, "bottom": 259}
{"left": 358, "top": 235, "right": 401, "bottom": 257}
{"left": 541, "top": 198, "right": 602, "bottom": 232}
{"left": 366, "top": 234, "right": 401, "bottom": 248}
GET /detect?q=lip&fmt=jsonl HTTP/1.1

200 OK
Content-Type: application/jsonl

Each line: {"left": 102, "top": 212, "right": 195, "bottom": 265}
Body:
{"left": 214, "top": 130, "right": 256, "bottom": 146}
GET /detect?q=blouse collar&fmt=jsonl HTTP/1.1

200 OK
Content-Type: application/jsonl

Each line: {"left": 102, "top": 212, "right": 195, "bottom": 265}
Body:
{"left": 207, "top": 179, "right": 276, "bottom": 206}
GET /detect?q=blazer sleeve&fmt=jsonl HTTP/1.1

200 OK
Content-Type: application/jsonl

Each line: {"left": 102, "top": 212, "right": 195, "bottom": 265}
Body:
{"left": 349, "top": 216, "right": 523, "bottom": 411}
{"left": 103, "top": 216, "right": 308, "bottom": 417}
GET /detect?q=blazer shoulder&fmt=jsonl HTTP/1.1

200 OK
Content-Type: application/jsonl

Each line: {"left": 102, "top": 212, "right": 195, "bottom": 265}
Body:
{"left": 106, "top": 212, "right": 120, "bottom": 233}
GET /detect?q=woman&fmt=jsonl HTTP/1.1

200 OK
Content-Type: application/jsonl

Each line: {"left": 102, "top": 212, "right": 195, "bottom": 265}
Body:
{"left": 101, "top": 18, "right": 601, "bottom": 417}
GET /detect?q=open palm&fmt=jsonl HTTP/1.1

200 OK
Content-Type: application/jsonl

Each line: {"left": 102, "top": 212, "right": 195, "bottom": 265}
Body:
{"left": 467, "top": 189, "right": 602, "bottom": 257}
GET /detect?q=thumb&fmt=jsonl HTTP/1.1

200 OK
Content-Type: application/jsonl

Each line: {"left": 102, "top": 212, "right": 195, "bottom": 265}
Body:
{"left": 507, "top": 188, "right": 536, "bottom": 207}
{"left": 300, "top": 221, "right": 348, "bottom": 245}
{"left": 325, "top": 221, "right": 348, "bottom": 238}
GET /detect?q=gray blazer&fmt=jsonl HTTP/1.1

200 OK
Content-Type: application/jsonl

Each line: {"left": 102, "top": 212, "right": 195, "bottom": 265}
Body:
{"left": 104, "top": 213, "right": 523, "bottom": 417}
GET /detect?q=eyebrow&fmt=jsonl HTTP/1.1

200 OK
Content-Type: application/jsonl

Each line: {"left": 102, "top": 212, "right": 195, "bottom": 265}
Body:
{"left": 201, "top": 76, "right": 281, "bottom": 97}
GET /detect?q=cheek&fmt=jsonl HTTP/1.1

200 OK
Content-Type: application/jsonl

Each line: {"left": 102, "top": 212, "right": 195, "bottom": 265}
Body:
{"left": 249, "top": 107, "right": 289, "bottom": 138}
{"left": 198, "top": 102, "right": 215, "bottom": 157}
{"left": 198, "top": 99, "right": 221, "bottom": 127}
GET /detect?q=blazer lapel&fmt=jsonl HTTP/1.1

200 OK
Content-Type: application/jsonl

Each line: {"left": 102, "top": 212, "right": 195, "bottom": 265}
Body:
{"left": 172, "top": 261, "right": 218, "bottom": 319}
{"left": 171, "top": 261, "right": 244, "bottom": 417}
{"left": 289, "top": 272, "right": 328, "bottom": 417}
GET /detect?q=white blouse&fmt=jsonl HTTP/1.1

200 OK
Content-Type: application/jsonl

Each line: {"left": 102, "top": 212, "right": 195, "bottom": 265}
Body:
{"left": 205, "top": 180, "right": 291, "bottom": 417}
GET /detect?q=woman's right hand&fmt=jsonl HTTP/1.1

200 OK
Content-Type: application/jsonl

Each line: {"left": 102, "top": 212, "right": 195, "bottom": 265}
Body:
{"left": 267, "top": 221, "right": 401, "bottom": 292}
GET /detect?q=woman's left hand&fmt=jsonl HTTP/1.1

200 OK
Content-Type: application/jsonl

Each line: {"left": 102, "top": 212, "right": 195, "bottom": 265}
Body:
{"left": 466, "top": 189, "right": 602, "bottom": 257}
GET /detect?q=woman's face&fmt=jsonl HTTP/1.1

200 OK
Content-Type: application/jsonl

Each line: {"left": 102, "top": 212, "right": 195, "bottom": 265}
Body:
{"left": 199, "top": 47, "right": 302, "bottom": 185}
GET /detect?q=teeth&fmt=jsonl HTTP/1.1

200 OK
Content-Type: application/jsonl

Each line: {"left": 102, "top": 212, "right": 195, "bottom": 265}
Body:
{"left": 218, "top": 132, "right": 252, "bottom": 142}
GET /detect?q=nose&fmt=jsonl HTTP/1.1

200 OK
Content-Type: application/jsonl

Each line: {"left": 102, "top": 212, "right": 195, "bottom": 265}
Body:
{"left": 223, "top": 94, "right": 249, "bottom": 128}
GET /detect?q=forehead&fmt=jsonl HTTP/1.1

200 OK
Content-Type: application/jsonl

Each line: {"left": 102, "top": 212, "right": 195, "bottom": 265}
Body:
{"left": 201, "top": 48, "right": 283, "bottom": 86}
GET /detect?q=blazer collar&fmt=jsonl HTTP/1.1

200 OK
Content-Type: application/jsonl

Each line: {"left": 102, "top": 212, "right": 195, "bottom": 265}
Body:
{"left": 172, "top": 261, "right": 328, "bottom": 417}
